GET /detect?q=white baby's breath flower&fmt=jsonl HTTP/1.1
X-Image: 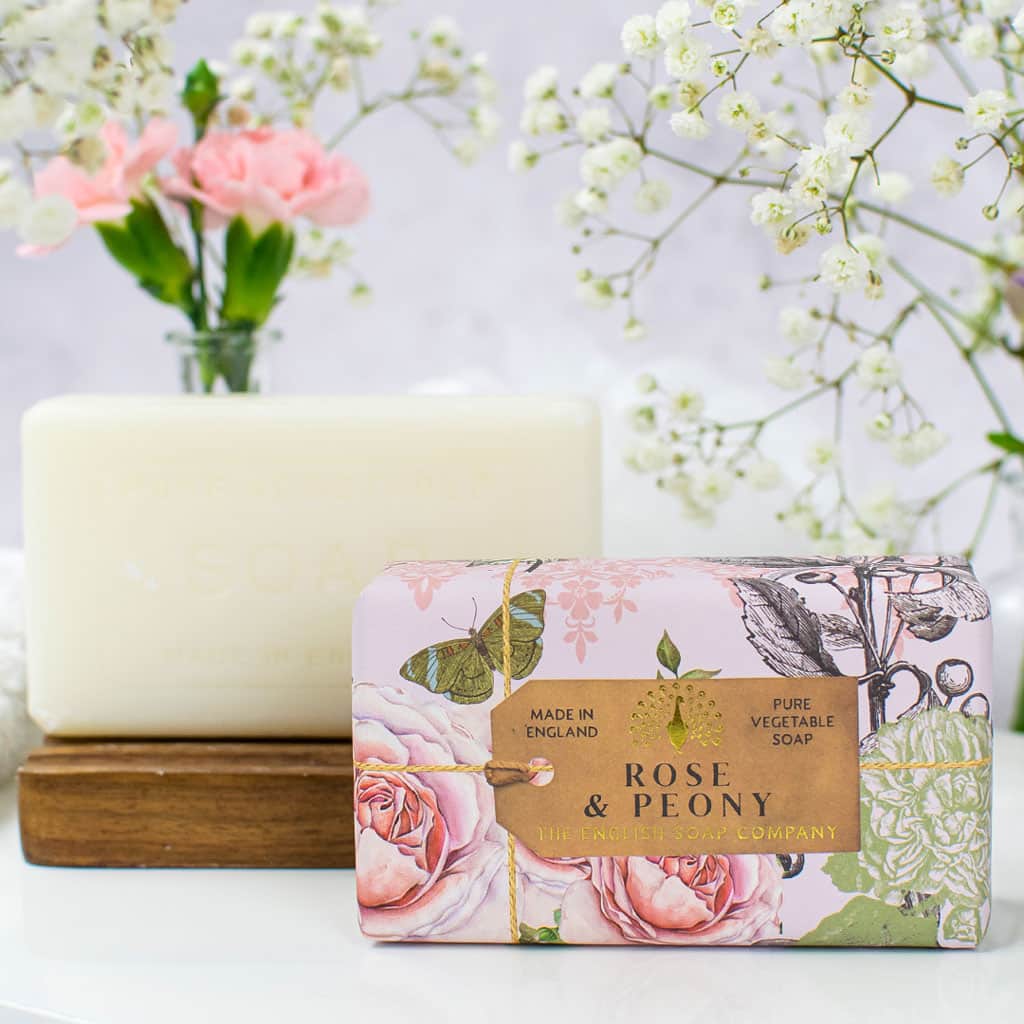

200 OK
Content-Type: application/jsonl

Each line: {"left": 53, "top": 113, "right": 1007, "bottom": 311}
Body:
{"left": 426, "top": 15, "right": 462, "bottom": 50}
{"left": 656, "top": 1, "right": 691, "bottom": 40}
{"left": 0, "top": 85, "right": 37, "bottom": 142}
{"left": 824, "top": 110, "right": 870, "bottom": 153}
{"left": 709, "top": 56, "right": 731, "bottom": 78}
{"left": 578, "top": 277, "right": 616, "bottom": 310}
{"left": 626, "top": 438, "right": 673, "bottom": 472}
{"left": 669, "top": 107, "right": 711, "bottom": 139}
{"left": 580, "top": 145, "right": 617, "bottom": 188}
{"left": 454, "top": 136, "right": 481, "bottom": 166}
{"left": 747, "top": 458, "right": 782, "bottom": 490}
{"left": 574, "top": 186, "right": 608, "bottom": 215}
{"left": 0, "top": 176, "right": 30, "bottom": 229}
{"left": 985, "top": 0, "right": 1017, "bottom": 17}
{"left": 746, "top": 111, "right": 779, "bottom": 150}
{"left": 839, "top": 83, "right": 873, "bottom": 109}
{"left": 856, "top": 342, "right": 901, "bottom": 389}
{"left": 711, "top": 0, "right": 742, "bottom": 31}
{"left": 689, "top": 465, "right": 734, "bottom": 504}
{"left": 764, "top": 356, "right": 808, "bottom": 390}
{"left": 872, "top": 171, "right": 912, "bottom": 204}
{"left": 959, "top": 23, "right": 998, "bottom": 61}
{"left": 878, "top": 2, "right": 927, "bottom": 54}
{"left": 778, "top": 306, "right": 818, "bottom": 345}
{"left": 931, "top": 156, "right": 964, "bottom": 196}
{"left": 769, "top": 3, "right": 813, "bottom": 46}
{"left": 507, "top": 140, "right": 538, "bottom": 173}
{"left": 17, "top": 194, "right": 77, "bottom": 248}
{"left": 965, "top": 89, "right": 1009, "bottom": 133}
{"left": 891, "top": 43, "right": 932, "bottom": 80}
{"left": 555, "top": 191, "right": 586, "bottom": 227}
{"left": 664, "top": 36, "right": 711, "bottom": 79}
{"left": 634, "top": 178, "right": 672, "bottom": 214}
{"left": 676, "top": 79, "right": 706, "bottom": 108}
{"left": 1005, "top": 234, "right": 1024, "bottom": 263}
{"left": 670, "top": 389, "right": 705, "bottom": 420}
{"left": 750, "top": 189, "right": 794, "bottom": 232}
{"left": 851, "top": 233, "right": 887, "bottom": 268}
{"left": 520, "top": 100, "right": 567, "bottom": 136}
{"left": 648, "top": 83, "right": 674, "bottom": 109}
{"left": 576, "top": 106, "right": 612, "bottom": 143}
{"left": 796, "top": 144, "right": 843, "bottom": 186}
{"left": 579, "top": 62, "right": 621, "bottom": 99}
{"left": 889, "top": 424, "right": 948, "bottom": 465}
{"left": 621, "top": 14, "right": 661, "bottom": 58}
{"left": 866, "top": 412, "right": 894, "bottom": 441}
{"left": 524, "top": 65, "right": 559, "bottom": 101}
{"left": 717, "top": 90, "right": 760, "bottom": 129}
{"left": 623, "top": 317, "right": 647, "bottom": 341}
{"left": 819, "top": 244, "right": 871, "bottom": 294}
{"left": 739, "top": 25, "right": 776, "bottom": 57}
{"left": 630, "top": 403, "right": 658, "bottom": 433}
{"left": 805, "top": 438, "right": 837, "bottom": 475}
{"left": 776, "top": 223, "right": 811, "bottom": 255}
{"left": 106, "top": 0, "right": 152, "bottom": 34}
{"left": 470, "top": 105, "right": 501, "bottom": 141}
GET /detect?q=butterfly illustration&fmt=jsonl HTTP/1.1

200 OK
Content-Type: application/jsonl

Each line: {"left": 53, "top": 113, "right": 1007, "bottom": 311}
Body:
{"left": 399, "top": 589, "right": 547, "bottom": 704}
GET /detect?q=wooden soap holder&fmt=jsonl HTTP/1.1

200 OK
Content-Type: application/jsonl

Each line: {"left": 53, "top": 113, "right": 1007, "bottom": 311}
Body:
{"left": 18, "top": 739, "right": 355, "bottom": 868}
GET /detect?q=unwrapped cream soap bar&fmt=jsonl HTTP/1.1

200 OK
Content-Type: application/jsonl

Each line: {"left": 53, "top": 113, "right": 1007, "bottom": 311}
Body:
{"left": 23, "top": 395, "right": 601, "bottom": 737}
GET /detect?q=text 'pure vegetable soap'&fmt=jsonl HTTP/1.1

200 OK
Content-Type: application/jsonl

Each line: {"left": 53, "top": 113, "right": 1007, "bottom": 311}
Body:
{"left": 352, "top": 556, "right": 993, "bottom": 947}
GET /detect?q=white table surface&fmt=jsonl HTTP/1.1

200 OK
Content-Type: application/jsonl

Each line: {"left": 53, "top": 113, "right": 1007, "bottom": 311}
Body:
{"left": 0, "top": 734, "right": 1022, "bottom": 1024}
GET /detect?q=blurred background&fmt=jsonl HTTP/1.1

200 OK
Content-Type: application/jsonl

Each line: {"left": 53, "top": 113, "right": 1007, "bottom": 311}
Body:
{"left": 2, "top": 1, "right": 1022, "bottom": 724}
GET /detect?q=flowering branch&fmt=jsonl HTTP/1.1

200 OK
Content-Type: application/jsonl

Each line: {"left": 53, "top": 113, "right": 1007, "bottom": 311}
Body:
{"left": 511, "top": 0, "right": 1024, "bottom": 556}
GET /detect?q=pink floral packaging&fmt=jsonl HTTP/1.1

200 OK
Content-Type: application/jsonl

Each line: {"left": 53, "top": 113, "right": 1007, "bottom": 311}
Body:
{"left": 351, "top": 557, "right": 993, "bottom": 947}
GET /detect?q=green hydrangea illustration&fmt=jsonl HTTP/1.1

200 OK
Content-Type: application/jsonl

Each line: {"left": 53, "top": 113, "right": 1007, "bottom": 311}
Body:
{"left": 824, "top": 708, "right": 992, "bottom": 946}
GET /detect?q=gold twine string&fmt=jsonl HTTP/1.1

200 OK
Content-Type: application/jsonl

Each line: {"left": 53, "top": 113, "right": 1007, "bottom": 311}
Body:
{"left": 860, "top": 757, "right": 991, "bottom": 771}
{"left": 500, "top": 559, "right": 521, "bottom": 943}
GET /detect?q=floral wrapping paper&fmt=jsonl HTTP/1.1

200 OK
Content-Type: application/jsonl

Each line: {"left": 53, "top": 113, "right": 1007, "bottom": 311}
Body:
{"left": 351, "top": 556, "right": 993, "bottom": 947}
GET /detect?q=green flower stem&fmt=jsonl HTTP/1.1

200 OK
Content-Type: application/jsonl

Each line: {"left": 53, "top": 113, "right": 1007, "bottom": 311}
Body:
{"left": 888, "top": 259, "right": 1015, "bottom": 433}
{"left": 642, "top": 146, "right": 775, "bottom": 189}
{"left": 188, "top": 200, "right": 210, "bottom": 332}
{"left": 1014, "top": 660, "right": 1024, "bottom": 731}
{"left": 857, "top": 201, "right": 1014, "bottom": 273}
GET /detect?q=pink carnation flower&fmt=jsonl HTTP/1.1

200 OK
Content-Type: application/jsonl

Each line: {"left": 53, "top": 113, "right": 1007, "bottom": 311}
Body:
{"left": 21, "top": 118, "right": 177, "bottom": 253}
{"left": 163, "top": 128, "right": 370, "bottom": 231}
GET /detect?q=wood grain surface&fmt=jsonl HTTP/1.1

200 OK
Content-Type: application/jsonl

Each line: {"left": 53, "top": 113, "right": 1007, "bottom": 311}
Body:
{"left": 18, "top": 739, "right": 354, "bottom": 868}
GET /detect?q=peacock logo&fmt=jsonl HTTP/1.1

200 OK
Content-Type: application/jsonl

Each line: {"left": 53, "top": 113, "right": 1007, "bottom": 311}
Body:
{"left": 629, "top": 681, "right": 724, "bottom": 752}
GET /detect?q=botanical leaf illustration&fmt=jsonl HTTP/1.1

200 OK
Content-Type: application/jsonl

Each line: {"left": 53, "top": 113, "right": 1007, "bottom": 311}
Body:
{"left": 888, "top": 599, "right": 957, "bottom": 642}
{"left": 679, "top": 667, "right": 721, "bottom": 679}
{"left": 656, "top": 630, "right": 681, "bottom": 676}
{"left": 519, "top": 910, "right": 564, "bottom": 944}
{"left": 890, "top": 574, "right": 990, "bottom": 623}
{"left": 797, "top": 896, "right": 938, "bottom": 947}
{"left": 816, "top": 613, "right": 864, "bottom": 650}
{"left": 733, "top": 577, "right": 842, "bottom": 677}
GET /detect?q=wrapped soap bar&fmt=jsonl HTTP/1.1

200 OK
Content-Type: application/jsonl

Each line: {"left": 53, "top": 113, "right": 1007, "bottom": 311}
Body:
{"left": 352, "top": 557, "right": 993, "bottom": 947}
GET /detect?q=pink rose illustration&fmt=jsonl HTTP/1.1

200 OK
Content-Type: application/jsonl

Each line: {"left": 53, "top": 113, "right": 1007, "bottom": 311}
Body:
{"left": 353, "top": 682, "right": 506, "bottom": 941}
{"left": 164, "top": 127, "right": 369, "bottom": 231}
{"left": 559, "top": 854, "right": 783, "bottom": 945}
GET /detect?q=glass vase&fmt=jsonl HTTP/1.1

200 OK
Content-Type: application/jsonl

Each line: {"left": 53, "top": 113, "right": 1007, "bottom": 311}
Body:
{"left": 167, "top": 327, "right": 281, "bottom": 394}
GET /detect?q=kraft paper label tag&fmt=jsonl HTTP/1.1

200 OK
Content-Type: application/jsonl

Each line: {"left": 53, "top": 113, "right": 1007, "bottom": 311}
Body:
{"left": 492, "top": 676, "right": 861, "bottom": 857}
